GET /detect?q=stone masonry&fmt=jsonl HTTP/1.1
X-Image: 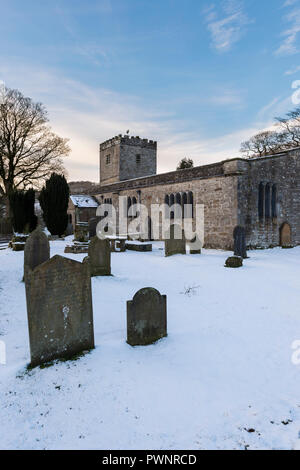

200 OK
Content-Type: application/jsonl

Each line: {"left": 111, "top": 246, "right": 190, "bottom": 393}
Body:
{"left": 100, "top": 135, "right": 157, "bottom": 185}
{"left": 90, "top": 135, "right": 300, "bottom": 250}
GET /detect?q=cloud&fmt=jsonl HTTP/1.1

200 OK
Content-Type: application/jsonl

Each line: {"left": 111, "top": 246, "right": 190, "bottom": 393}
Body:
{"left": 204, "top": 0, "right": 250, "bottom": 52}
{"left": 275, "top": 2, "right": 300, "bottom": 56}
{"left": 209, "top": 88, "right": 244, "bottom": 106}
{"left": 0, "top": 62, "right": 290, "bottom": 181}
{"left": 285, "top": 64, "right": 300, "bottom": 74}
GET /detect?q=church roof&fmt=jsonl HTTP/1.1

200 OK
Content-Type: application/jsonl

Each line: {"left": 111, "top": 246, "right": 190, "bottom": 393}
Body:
{"left": 70, "top": 195, "right": 99, "bottom": 208}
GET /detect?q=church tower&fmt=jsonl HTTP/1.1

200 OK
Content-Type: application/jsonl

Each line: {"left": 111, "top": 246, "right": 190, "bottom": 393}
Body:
{"left": 99, "top": 135, "right": 157, "bottom": 186}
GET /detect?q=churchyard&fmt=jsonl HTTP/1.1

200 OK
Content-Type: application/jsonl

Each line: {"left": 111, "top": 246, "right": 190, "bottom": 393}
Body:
{"left": 1, "top": 236, "right": 300, "bottom": 450}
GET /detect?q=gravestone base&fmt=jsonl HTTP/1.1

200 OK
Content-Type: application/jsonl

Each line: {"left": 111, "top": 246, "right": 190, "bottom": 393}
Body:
{"left": 125, "top": 242, "right": 152, "bottom": 252}
{"left": 64, "top": 242, "right": 89, "bottom": 254}
{"left": 11, "top": 242, "right": 26, "bottom": 252}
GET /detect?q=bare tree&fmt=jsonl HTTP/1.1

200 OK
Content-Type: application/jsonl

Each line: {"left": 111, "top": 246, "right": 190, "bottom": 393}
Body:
{"left": 275, "top": 107, "right": 300, "bottom": 148}
{"left": 240, "top": 131, "right": 281, "bottom": 158}
{"left": 241, "top": 107, "right": 300, "bottom": 159}
{"left": 0, "top": 86, "right": 70, "bottom": 212}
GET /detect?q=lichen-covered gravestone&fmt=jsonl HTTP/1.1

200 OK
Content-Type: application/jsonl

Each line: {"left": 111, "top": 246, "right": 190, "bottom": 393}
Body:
{"left": 127, "top": 288, "right": 167, "bottom": 346}
{"left": 25, "top": 255, "right": 94, "bottom": 367}
{"left": 85, "top": 236, "right": 111, "bottom": 276}
{"left": 164, "top": 224, "right": 186, "bottom": 257}
{"left": 233, "top": 226, "right": 247, "bottom": 259}
{"left": 24, "top": 227, "right": 50, "bottom": 282}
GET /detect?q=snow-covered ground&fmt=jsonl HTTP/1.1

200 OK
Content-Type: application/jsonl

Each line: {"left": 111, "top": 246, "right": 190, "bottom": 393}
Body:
{"left": 1, "top": 239, "right": 300, "bottom": 450}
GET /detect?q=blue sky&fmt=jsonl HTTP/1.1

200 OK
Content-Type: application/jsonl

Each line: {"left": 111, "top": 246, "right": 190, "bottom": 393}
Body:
{"left": 1, "top": 0, "right": 300, "bottom": 181}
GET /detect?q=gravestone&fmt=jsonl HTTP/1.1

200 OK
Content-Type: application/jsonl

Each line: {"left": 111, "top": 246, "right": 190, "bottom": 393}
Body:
{"left": 233, "top": 226, "right": 247, "bottom": 259}
{"left": 89, "top": 217, "right": 101, "bottom": 239}
{"left": 74, "top": 223, "right": 89, "bottom": 243}
{"left": 164, "top": 224, "right": 186, "bottom": 257}
{"left": 280, "top": 222, "right": 292, "bottom": 248}
{"left": 24, "top": 227, "right": 50, "bottom": 281}
{"left": 25, "top": 255, "right": 94, "bottom": 367}
{"left": 85, "top": 236, "right": 111, "bottom": 276}
{"left": 225, "top": 256, "right": 243, "bottom": 268}
{"left": 187, "top": 234, "right": 202, "bottom": 255}
{"left": 127, "top": 288, "right": 167, "bottom": 346}
{"left": 125, "top": 241, "right": 152, "bottom": 252}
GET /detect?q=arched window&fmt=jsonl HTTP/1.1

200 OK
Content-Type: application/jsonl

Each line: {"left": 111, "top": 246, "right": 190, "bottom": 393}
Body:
{"left": 170, "top": 194, "right": 175, "bottom": 220}
{"left": 265, "top": 183, "right": 271, "bottom": 219}
{"left": 132, "top": 196, "right": 137, "bottom": 218}
{"left": 164, "top": 195, "right": 170, "bottom": 219}
{"left": 187, "top": 191, "right": 194, "bottom": 218}
{"left": 272, "top": 185, "right": 277, "bottom": 218}
{"left": 175, "top": 193, "right": 182, "bottom": 219}
{"left": 127, "top": 197, "right": 132, "bottom": 217}
{"left": 175, "top": 192, "right": 182, "bottom": 205}
{"left": 258, "top": 183, "right": 264, "bottom": 219}
{"left": 182, "top": 192, "right": 187, "bottom": 219}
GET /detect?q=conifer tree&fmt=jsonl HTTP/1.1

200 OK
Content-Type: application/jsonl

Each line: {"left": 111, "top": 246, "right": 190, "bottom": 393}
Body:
{"left": 9, "top": 189, "right": 37, "bottom": 233}
{"left": 39, "top": 173, "right": 69, "bottom": 236}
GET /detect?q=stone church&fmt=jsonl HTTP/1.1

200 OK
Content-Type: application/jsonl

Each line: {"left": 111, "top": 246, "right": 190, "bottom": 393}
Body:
{"left": 88, "top": 134, "right": 300, "bottom": 250}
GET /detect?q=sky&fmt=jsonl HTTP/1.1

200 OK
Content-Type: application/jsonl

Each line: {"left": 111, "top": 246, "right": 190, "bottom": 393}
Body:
{"left": 0, "top": 0, "right": 300, "bottom": 182}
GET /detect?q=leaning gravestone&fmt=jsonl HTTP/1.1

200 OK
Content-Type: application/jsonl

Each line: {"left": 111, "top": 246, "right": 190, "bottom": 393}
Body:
{"left": 25, "top": 255, "right": 94, "bottom": 367}
{"left": 164, "top": 224, "right": 186, "bottom": 257}
{"left": 233, "top": 226, "right": 247, "bottom": 259}
{"left": 127, "top": 288, "right": 167, "bottom": 346}
{"left": 24, "top": 227, "right": 50, "bottom": 282}
{"left": 84, "top": 236, "right": 111, "bottom": 276}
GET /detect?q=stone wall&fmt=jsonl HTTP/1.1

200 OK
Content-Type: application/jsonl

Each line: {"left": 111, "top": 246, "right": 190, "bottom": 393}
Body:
{"left": 94, "top": 164, "right": 239, "bottom": 250}
{"left": 238, "top": 149, "right": 300, "bottom": 248}
{"left": 92, "top": 148, "right": 300, "bottom": 250}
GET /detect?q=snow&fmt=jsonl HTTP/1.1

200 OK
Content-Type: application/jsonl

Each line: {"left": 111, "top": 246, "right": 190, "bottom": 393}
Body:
{"left": 1, "top": 240, "right": 300, "bottom": 450}
{"left": 70, "top": 195, "right": 98, "bottom": 208}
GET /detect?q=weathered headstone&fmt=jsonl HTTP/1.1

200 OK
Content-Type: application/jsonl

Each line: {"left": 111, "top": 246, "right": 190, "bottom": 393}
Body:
{"left": 24, "top": 227, "right": 50, "bottom": 281}
{"left": 25, "top": 255, "right": 94, "bottom": 367}
{"left": 164, "top": 224, "right": 186, "bottom": 257}
{"left": 233, "top": 226, "right": 247, "bottom": 259}
{"left": 280, "top": 222, "right": 292, "bottom": 248}
{"left": 84, "top": 236, "right": 111, "bottom": 276}
{"left": 74, "top": 223, "right": 89, "bottom": 243}
{"left": 127, "top": 288, "right": 167, "bottom": 346}
{"left": 89, "top": 217, "right": 101, "bottom": 239}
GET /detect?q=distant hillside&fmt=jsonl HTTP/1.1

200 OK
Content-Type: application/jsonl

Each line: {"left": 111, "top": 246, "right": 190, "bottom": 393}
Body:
{"left": 68, "top": 181, "right": 98, "bottom": 194}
